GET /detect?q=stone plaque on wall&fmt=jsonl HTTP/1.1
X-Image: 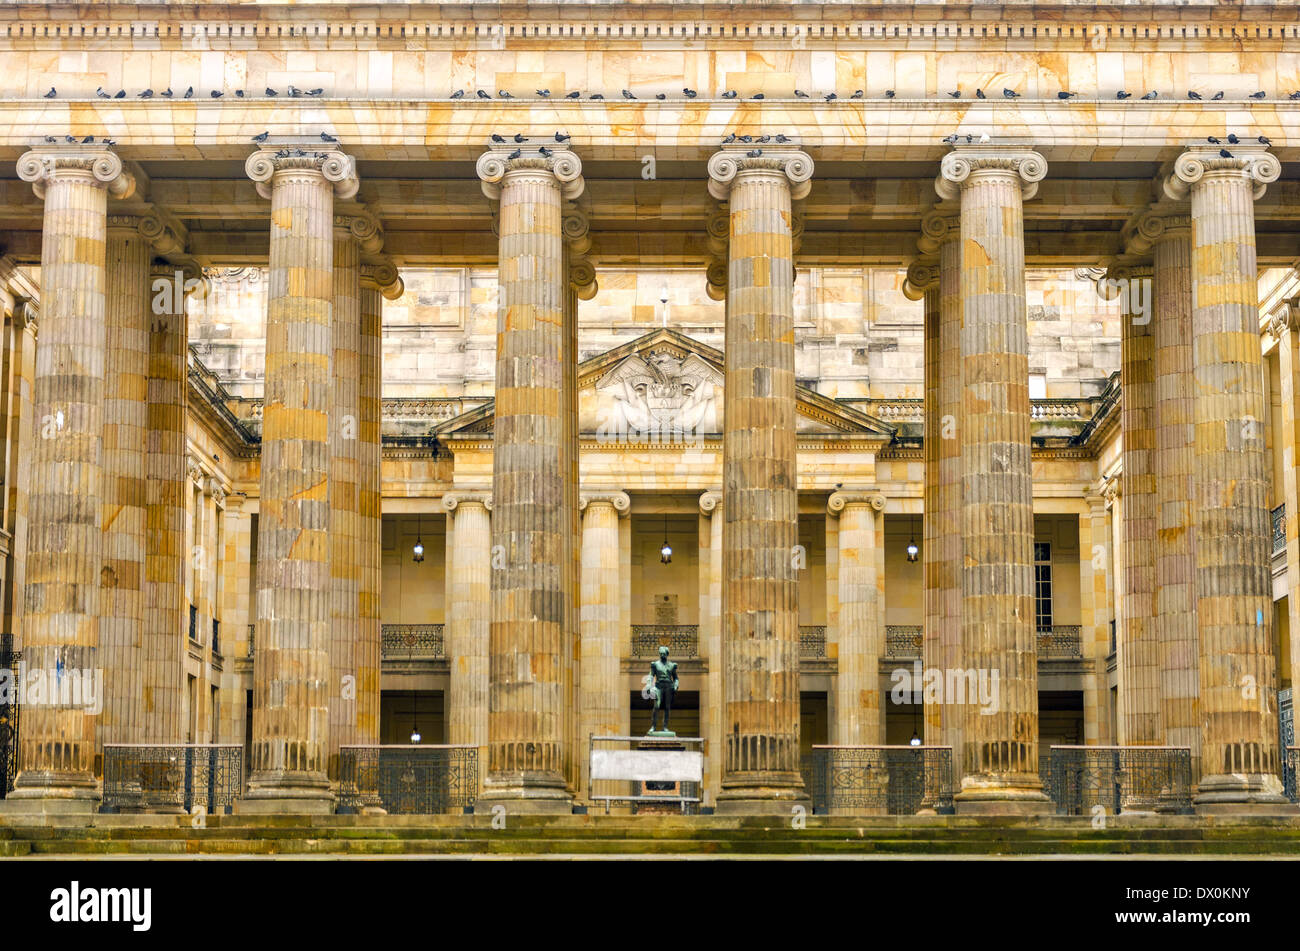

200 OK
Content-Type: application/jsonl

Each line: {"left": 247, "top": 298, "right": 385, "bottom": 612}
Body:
{"left": 653, "top": 594, "right": 678, "bottom": 625}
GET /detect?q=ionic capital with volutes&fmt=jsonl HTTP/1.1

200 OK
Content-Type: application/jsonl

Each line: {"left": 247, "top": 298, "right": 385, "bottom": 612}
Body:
{"left": 244, "top": 145, "right": 360, "bottom": 201}
{"left": 935, "top": 146, "right": 1048, "bottom": 202}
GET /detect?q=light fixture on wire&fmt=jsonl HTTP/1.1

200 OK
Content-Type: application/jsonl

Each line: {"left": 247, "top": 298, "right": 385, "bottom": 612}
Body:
{"left": 909, "top": 705, "right": 922, "bottom": 746}
{"left": 660, "top": 513, "right": 672, "bottom": 565}
{"left": 412, "top": 534, "right": 425, "bottom": 563}
{"left": 410, "top": 691, "right": 422, "bottom": 744}
{"left": 906, "top": 515, "right": 920, "bottom": 563}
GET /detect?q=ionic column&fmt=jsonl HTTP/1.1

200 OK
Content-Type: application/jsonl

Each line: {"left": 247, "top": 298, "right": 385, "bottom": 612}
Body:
{"left": 698, "top": 491, "right": 723, "bottom": 803}
{"left": 326, "top": 212, "right": 383, "bottom": 780}
{"left": 1165, "top": 147, "right": 1291, "bottom": 811}
{"left": 140, "top": 261, "right": 192, "bottom": 747}
{"left": 578, "top": 490, "right": 630, "bottom": 800}
{"left": 1272, "top": 299, "right": 1300, "bottom": 771}
{"left": 827, "top": 491, "right": 885, "bottom": 746}
{"left": 1079, "top": 496, "right": 1111, "bottom": 746}
{"left": 475, "top": 144, "right": 585, "bottom": 813}
{"left": 2, "top": 146, "right": 134, "bottom": 811}
{"left": 356, "top": 262, "right": 399, "bottom": 769}
{"left": 1109, "top": 263, "right": 1163, "bottom": 749}
{"left": 707, "top": 143, "right": 813, "bottom": 812}
{"left": 2, "top": 293, "right": 37, "bottom": 648}
{"left": 936, "top": 145, "right": 1051, "bottom": 812}
{"left": 1130, "top": 211, "right": 1201, "bottom": 775}
{"left": 443, "top": 491, "right": 492, "bottom": 769}
{"left": 241, "top": 145, "right": 359, "bottom": 812}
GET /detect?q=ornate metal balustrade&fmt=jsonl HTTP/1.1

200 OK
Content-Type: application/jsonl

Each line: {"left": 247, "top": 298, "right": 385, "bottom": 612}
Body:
{"left": 1045, "top": 746, "right": 1193, "bottom": 815}
{"left": 1286, "top": 747, "right": 1298, "bottom": 804}
{"left": 247, "top": 623, "right": 255, "bottom": 657}
{"left": 799, "top": 625, "right": 827, "bottom": 660}
{"left": 631, "top": 625, "right": 699, "bottom": 659}
{"left": 102, "top": 745, "right": 243, "bottom": 814}
{"left": 885, "top": 625, "right": 923, "bottom": 660}
{"left": 336, "top": 745, "right": 478, "bottom": 815}
{"left": 1037, "top": 625, "right": 1083, "bottom": 659}
{"left": 809, "top": 745, "right": 954, "bottom": 815}
{"left": 1273, "top": 504, "right": 1287, "bottom": 556}
{"left": 382, "top": 624, "right": 445, "bottom": 660}
{"left": 0, "top": 634, "right": 19, "bottom": 798}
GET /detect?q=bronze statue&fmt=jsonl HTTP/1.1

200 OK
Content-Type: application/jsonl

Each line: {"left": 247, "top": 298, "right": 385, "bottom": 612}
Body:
{"left": 648, "top": 645, "right": 679, "bottom": 734}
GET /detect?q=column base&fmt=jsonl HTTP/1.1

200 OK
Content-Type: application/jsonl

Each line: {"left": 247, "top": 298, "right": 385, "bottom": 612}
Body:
{"left": 474, "top": 775, "right": 574, "bottom": 815}
{"left": 1194, "top": 772, "right": 1297, "bottom": 816}
{"left": 954, "top": 777, "right": 1053, "bottom": 816}
{"left": 237, "top": 770, "right": 335, "bottom": 815}
{"left": 0, "top": 772, "right": 100, "bottom": 816}
{"left": 715, "top": 776, "right": 810, "bottom": 816}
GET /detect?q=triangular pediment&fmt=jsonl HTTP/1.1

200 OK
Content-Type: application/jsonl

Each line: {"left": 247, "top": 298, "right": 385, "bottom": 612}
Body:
{"left": 437, "top": 329, "right": 896, "bottom": 441}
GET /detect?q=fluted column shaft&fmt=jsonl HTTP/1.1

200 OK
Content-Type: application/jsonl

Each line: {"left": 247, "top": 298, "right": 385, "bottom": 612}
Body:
{"left": 1168, "top": 148, "right": 1287, "bottom": 808}
{"left": 6, "top": 148, "right": 133, "bottom": 807}
{"left": 829, "top": 493, "right": 884, "bottom": 745}
{"left": 476, "top": 147, "right": 584, "bottom": 811}
{"left": 1274, "top": 302, "right": 1300, "bottom": 766}
{"left": 708, "top": 146, "right": 813, "bottom": 810}
{"left": 937, "top": 147, "right": 1049, "bottom": 809}
{"left": 2, "top": 302, "right": 37, "bottom": 647}
{"left": 578, "top": 492, "right": 629, "bottom": 800}
{"left": 1117, "top": 265, "right": 1161, "bottom": 748}
{"left": 243, "top": 146, "right": 359, "bottom": 809}
{"left": 698, "top": 491, "right": 723, "bottom": 803}
{"left": 1149, "top": 220, "right": 1200, "bottom": 775}
{"left": 444, "top": 494, "right": 491, "bottom": 759}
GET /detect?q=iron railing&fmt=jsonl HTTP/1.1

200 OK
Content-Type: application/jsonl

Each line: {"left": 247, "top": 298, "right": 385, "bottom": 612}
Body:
{"left": 631, "top": 625, "right": 699, "bottom": 659}
{"left": 808, "top": 745, "right": 954, "bottom": 815}
{"left": 381, "top": 624, "right": 445, "bottom": 660}
{"left": 336, "top": 744, "right": 478, "bottom": 814}
{"left": 885, "top": 625, "right": 923, "bottom": 660}
{"left": 1286, "top": 747, "right": 1299, "bottom": 804}
{"left": 1037, "top": 625, "right": 1083, "bottom": 659}
{"left": 0, "top": 634, "right": 19, "bottom": 798}
{"left": 102, "top": 744, "right": 243, "bottom": 814}
{"left": 1273, "top": 503, "right": 1287, "bottom": 556}
{"left": 800, "top": 625, "right": 827, "bottom": 659}
{"left": 1045, "top": 746, "right": 1193, "bottom": 815}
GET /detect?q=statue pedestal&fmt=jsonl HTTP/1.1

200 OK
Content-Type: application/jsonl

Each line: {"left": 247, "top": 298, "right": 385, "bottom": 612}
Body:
{"left": 635, "top": 737, "right": 686, "bottom": 815}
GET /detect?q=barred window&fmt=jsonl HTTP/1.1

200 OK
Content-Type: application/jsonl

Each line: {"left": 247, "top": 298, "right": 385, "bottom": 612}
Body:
{"left": 1034, "top": 541, "right": 1053, "bottom": 631}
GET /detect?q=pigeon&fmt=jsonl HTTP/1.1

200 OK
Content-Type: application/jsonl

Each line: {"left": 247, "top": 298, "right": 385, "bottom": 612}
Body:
{"left": 1228, "top": 133, "right": 1240, "bottom": 144}
{"left": 1259, "top": 135, "right": 1271, "bottom": 145}
{"left": 320, "top": 131, "right": 338, "bottom": 142}
{"left": 655, "top": 93, "right": 666, "bottom": 100}
{"left": 490, "top": 134, "right": 506, "bottom": 143}
{"left": 878, "top": 90, "right": 889, "bottom": 99}
{"left": 115, "top": 89, "right": 126, "bottom": 99}
{"left": 976, "top": 89, "right": 986, "bottom": 99}
{"left": 590, "top": 93, "right": 604, "bottom": 100}
{"left": 794, "top": 89, "right": 809, "bottom": 98}
{"left": 1250, "top": 91, "right": 1266, "bottom": 99}
{"left": 138, "top": 89, "right": 154, "bottom": 98}
{"left": 721, "top": 90, "right": 737, "bottom": 99}
{"left": 211, "top": 90, "right": 223, "bottom": 98}
{"left": 565, "top": 91, "right": 581, "bottom": 99}
{"left": 307, "top": 89, "right": 323, "bottom": 97}
{"left": 824, "top": 93, "right": 836, "bottom": 101}
{"left": 536, "top": 89, "right": 550, "bottom": 98}
{"left": 288, "top": 85, "right": 302, "bottom": 98}
{"left": 554, "top": 132, "right": 570, "bottom": 142}
{"left": 252, "top": 131, "right": 270, "bottom": 143}
{"left": 942, "top": 133, "right": 959, "bottom": 144}
{"left": 64, "top": 135, "right": 76, "bottom": 143}
{"left": 508, "top": 148, "right": 522, "bottom": 160}
{"left": 684, "top": 88, "right": 697, "bottom": 98}
{"left": 82, "top": 135, "right": 94, "bottom": 143}
{"left": 1208, "top": 136, "right": 1221, "bottom": 144}
{"left": 477, "top": 90, "right": 491, "bottom": 99}
{"left": 746, "top": 149, "right": 762, "bottom": 157}
{"left": 1188, "top": 91, "right": 1202, "bottom": 100}
{"left": 948, "top": 90, "right": 961, "bottom": 98}
{"left": 513, "top": 133, "right": 527, "bottom": 143}
{"left": 451, "top": 90, "right": 465, "bottom": 99}
{"left": 775, "top": 134, "right": 790, "bottom": 143}
{"left": 1219, "top": 149, "right": 1233, "bottom": 158}
{"left": 722, "top": 132, "right": 737, "bottom": 143}
{"left": 853, "top": 90, "right": 865, "bottom": 99}
{"left": 622, "top": 89, "right": 636, "bottom": 99}
{"left": 96, "top": 87, "right": 111, "bottom": 99}
{"left": 1140, "top": 91, "right": 1158, "bottom": 100}
{"left": 43, "top": 87, "right": 56, "bottom": 98}
{"left": 1210, "top": 91, "right": 1224, "bottom": 101}
{"left": 265, "top": 87, "right": 278, "bottom": 97}
{"left": 44, "top": 135, "right": 56, "bottom": 143}
{"left": 539, "top": 146, "right": 553, "bottom": 158}
{"left": 1058, "top": 91, "right": 1077, "bottom": 99}
{"left": 756, "top": 134, "right": 771, "bottom": 143}
{"left": 1004, "top": 88, "right": 1020, "bottom": 98}
{"left": 234, "top": 89, "right": 245, "bottom": 98}
{"left": 1291, "top": 91, "right": 1300, "bottom": 99}
{"left": 1116, "top": 90, "right": 1132, "bottom": 99}
{"left": 498, "top": 90, "right": 513, "bottom": 99}
{"left": 161, "top": 87, "right": 174, "bottom": 98}
{"left": 738, "top": 135, "right": 753, "bottom": 143}
{"left": 103, "top": 138, "right": 115, "bottom": 146}
{"left": 183, "top": 86, "right": 193, "bottom": 99}
{"left": 979, "top": 133, "right": 991, "bottom": 143}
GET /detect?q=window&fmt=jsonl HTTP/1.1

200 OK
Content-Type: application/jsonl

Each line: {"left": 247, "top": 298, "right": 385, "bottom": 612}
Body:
{"left": 1034, "top": 541, "right": 1053, "bottom": 631}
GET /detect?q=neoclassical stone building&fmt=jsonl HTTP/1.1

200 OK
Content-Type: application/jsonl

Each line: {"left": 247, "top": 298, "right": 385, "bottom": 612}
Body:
{"left": 0, "top": 0, "right": 1297, "bottom": 824}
